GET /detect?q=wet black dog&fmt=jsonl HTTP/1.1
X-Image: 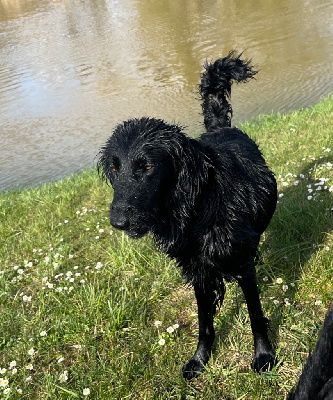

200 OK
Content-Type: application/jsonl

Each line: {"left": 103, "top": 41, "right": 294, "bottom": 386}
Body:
{"left": 98, "top": 51, "right": 277, "bottom": 379}
{"left": 288, "top": 306, "right": 333, "bottom": 400}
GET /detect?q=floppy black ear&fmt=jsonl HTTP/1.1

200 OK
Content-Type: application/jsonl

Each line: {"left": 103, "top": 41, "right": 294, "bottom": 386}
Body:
{"left": 96, "top": 147, "right": 111, "bottom": 185}
{"left": 168, "top": 139, "right": 212, "bottom": 226}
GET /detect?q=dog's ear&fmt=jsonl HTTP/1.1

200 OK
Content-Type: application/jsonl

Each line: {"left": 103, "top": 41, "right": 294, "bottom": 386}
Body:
{"left": 168, "top": 141, "right": 212, "bottom": 225}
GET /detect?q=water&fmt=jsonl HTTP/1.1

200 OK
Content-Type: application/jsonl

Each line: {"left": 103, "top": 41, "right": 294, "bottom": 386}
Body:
{"left": 1, "top": 0, "right": 332, "bottom": 191}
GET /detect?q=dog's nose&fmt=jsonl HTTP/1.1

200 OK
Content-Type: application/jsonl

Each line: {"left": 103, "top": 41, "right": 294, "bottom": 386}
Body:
{"left": 110, "top": 204, "right": 130, "bottom": 231}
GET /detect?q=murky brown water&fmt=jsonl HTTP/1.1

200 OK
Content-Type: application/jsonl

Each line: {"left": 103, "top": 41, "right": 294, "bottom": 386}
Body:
{"left": 1, "top": 0, "right": 332, "bottom": 191}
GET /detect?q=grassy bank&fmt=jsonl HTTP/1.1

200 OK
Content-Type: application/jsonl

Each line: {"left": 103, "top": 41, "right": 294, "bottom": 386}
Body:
{"left": 0, "top": 97, "right": 332, "bottom": 399}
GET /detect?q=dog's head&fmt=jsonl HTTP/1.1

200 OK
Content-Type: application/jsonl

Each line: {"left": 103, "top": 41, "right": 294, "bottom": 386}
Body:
{"left": 98, "top": 117, "right": 188, "bottom": 238}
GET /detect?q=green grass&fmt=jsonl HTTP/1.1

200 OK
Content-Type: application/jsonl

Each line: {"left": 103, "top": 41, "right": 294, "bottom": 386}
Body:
{"left": 0, "top": 97, "right": 332, "bottom": 399}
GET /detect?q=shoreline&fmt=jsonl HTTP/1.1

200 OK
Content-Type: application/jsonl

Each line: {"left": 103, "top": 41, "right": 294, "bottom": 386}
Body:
{"left": 1, "top": 96, "right": 332, "bottom": 195}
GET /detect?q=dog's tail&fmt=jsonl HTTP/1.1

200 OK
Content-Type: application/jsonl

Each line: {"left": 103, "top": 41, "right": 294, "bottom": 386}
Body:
{"left": 199, "top": 50, "right": 258, "bottom": 131}
{"left": 287, "top": 306, "right": 333, "bottom": 400}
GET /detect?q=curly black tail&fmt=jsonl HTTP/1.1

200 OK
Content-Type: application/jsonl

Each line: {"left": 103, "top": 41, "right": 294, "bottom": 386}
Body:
{"left": 199, "top": 50, "right": 258, "bottom": 131}
{"left": 288, "top": 307, "right": 333, "bottom": 400}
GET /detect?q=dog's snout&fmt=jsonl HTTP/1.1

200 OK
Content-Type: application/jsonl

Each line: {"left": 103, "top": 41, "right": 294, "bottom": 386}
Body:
{"left": 110, "top": 203, "right": 131, "bottom": 230}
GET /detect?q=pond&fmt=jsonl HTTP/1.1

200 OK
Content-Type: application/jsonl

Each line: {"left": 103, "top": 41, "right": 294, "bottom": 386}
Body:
{"left": 1, "top": 0, "right": 332, "bottom": 191}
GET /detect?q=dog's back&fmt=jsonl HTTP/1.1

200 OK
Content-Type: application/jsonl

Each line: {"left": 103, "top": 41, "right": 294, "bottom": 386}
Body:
{"left": 198, "top": 52, "right": 276, "bottom": 237}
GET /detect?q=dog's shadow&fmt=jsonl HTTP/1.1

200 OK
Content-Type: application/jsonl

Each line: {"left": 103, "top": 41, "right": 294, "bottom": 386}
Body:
{"left": 213, "top": 156, "right": 332, "bottom": 368}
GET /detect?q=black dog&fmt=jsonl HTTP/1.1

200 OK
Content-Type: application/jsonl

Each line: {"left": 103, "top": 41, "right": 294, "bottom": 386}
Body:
{"left": 288, "top": 307, "right": 333, "bottom": 400}
{"left": 98, "top": 51, "right": 277, "bottom": 379}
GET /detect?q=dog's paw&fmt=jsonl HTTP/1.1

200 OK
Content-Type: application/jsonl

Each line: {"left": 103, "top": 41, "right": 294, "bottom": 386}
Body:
{"left": 182, "top": 358, "right": 205, "bottom": 380}
{"left": 251, "top": 352, "right": 276, "bottom": 373}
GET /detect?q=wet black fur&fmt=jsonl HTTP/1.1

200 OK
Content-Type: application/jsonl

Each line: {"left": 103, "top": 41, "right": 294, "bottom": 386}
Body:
{"left": 98, "top": 51, "right": 277, "bottom": 379}
{"left": 288, "top": 307, "right": 333, "bottom": 400}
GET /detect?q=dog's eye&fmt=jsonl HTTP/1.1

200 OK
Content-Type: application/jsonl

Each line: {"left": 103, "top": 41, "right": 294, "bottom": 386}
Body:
{"left": 145, "top": 165, "right": 153, "bottom": 171}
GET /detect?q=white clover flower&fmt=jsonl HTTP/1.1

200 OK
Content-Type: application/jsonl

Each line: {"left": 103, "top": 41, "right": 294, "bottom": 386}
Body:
{"left": 166, "top": 326, "right": 174, "bottom": 334}
{"left": 0, "top": 379, "right": 7, "bottom": 388}
{"left": 158, "top": 338, "right": 165, "bottom": 346}
{"left": 83, "top": 388, "right": 91, "bottom": 396}
{"left": 59, "top": 372, "right": 68, "bottom": 382}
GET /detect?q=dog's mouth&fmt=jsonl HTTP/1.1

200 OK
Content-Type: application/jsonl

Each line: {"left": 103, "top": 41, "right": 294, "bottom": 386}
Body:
{"left": 125, "top": 224, "right": 150, "bottom": 239}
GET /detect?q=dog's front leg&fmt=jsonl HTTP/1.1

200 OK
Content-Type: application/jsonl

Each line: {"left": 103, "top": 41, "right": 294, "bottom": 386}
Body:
{"left": 182, "top": 284, "right": 222, "bottom": 380}
{"left": 236, "top": 266, "right": 275, "bottom": 373}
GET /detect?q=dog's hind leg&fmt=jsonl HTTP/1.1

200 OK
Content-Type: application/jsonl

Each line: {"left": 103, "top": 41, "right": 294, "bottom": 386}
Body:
{"left": 236, "top": 265, "right": 275, "bottom": 373}
{"left": 182, "top": 282, "right": 225, "bottom": 380}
